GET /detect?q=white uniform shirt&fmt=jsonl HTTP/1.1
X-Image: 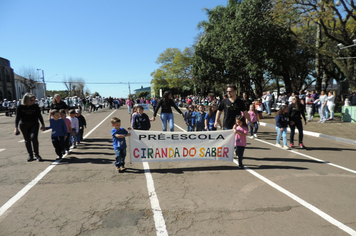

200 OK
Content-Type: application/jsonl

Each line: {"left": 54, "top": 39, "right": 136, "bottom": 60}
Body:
{"left": 67, "top": 116, "right": 79, "bottom": 133}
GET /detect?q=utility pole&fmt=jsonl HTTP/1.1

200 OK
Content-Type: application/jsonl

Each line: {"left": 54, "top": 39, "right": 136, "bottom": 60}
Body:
{"left": 37, "top": 69, "right": 46, "bottom": 98}
{"left": 128, "top": 82, "right": 131, "bottom": 97}
{"left": 41, "top": 70, "right": 46, "bottom": 98}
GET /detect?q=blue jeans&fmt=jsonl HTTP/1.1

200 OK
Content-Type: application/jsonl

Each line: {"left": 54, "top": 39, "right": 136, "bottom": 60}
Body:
{"left": 276, "top": 127, "right": 287, "bottom": 146}
{"left": 319, "top": 106, "right": 326, "bottom": 122}
{"left": 160, "top": 113, "right": 174, "bottom": 131}
{"left": 248, "top": 122, "right": 258, "bottom": 136}
{"left": 114, "top": 148, "right": 126, "bottom": 167}
{"left": 128, "top": 106, "right": 132, "bottom": 114}
{"left": 76, "top": 131, "right": 81, "bottom": 143}
{"left": 187, "top": 125, "right": 195, "bottom": 132}
{"left": 264, "top": 102, "right": 271, "bottom": 115}
{"left": 71, "top": 129, "right": 77, "bottom": 145}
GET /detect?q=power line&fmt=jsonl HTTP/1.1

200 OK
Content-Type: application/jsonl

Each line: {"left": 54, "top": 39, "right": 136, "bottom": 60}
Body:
{"left": 46, "top": 81, "right": 150, "bottom": 84}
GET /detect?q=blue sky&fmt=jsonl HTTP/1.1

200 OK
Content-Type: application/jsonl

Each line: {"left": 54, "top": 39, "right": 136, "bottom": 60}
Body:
{"left": 0, "top": 0, "right": 228, "bottom": 98}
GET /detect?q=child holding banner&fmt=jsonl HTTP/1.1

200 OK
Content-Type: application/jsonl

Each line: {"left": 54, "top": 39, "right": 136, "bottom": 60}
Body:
{"left": 111, "top": 117, "right": 131, "bottom": 173}
{"left": 205, "top": 104, "right": 220, "bottom": 131}
{"left": 233, "top": 115, "right": 248, "bottom": 169}
{"left": 195, "top": 104, "right": 206, "bottom": 131}
{"left": 132, "top": 105, "right": 151, "bottom": 130}
{"left": 184, "top": 105, "right": 196, "bottom": 132}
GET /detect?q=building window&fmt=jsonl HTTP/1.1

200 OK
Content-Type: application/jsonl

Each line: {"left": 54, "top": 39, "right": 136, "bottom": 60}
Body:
{"left": 5, "top": 70, "right": 10, "bottom": 82}
{"left": 7, "top": 91, "right": 12, "bottom": 100}
{"left": 0, "top": 91, "right": 3, "bottom": 101}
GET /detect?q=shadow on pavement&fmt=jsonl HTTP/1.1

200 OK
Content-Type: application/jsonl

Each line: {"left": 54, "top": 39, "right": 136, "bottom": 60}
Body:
{"left": 123, "top": 163, "right": 308, "bottom": 174}
{"left": 246, "top": 165, "right": 308, "bottom": 170}
{"left": 245, "top": 146, "right": 271, "bottom": 150}
{"left": 68, "top": 152, "right": 112, "bottom": 156}
{"left": 59, "top": 156, "right": 114, "bottom": 164}
{"left": 83, "top": 138, "right": 112, "bottom": 143}
{"left": 306, "top": 147, "right": 356, "bottom": 151}
{"left": 124, "top": 165, "right": 241, "bottom": 174}
{"left": 244, "top": 156, "right": 323, "bottom": 164}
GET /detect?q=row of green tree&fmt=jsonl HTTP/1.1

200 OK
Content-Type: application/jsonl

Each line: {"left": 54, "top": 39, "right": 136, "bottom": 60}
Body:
{"left": 151, "top": 0, "right": 356, "bottom": 97}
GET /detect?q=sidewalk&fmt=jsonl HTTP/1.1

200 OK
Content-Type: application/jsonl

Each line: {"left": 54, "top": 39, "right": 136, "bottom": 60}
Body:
{"left": 259, "top": 112, "right": 356, "bottom": 145}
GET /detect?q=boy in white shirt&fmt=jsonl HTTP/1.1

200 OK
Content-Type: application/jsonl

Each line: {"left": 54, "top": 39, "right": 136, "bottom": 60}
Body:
{"left": 67, "top": 109, "right": 79, "bottom": 148}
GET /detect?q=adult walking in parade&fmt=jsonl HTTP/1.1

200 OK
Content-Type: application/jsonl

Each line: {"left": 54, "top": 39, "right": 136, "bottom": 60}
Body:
{"left": 51, "top": 94, "right": 68, "bottom": 112}
{"left": 152, "top": 90, "right": 184, "bottom": 131}
{"left": 14, "top": 93, "right": 46, "bottom": 162}
{"left": 288, "top": 95, "right": 307, "bottom": 148}
{"left": 126, "top": 98, "right": 133, "bottom": 114}
{"left": 215, "top": 85, "right": 251, "bottom": 130}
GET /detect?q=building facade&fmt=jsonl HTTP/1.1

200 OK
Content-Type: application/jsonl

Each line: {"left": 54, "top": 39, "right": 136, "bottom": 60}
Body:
{"left": 133, "top": 85, "right": 151, "bottom": 98}
{"left": 14, "top": 74, "right": 45, "bottom": 100}
{"left": 0, "top": 57, "right": 16, "bottom": 101}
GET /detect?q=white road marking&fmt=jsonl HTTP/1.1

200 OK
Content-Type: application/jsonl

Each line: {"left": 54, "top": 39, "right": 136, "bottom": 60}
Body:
{"left": 0, "top": 109, "right": 117, "bottom": 218}
{"left": 0, "top": 149, "right": 5, "bottom": 152}
{"left": 18, "top": 140, "right": 24, "bottom": 143}
{"left": 143, "top": 162, "right": 168, "bottom": 236}
{"left": 254, "top": 137, "right": 356, "bottom": 175}
{"left": 239, "top": 162, "right": 356, "bottom": 235}
{"left": 170, "top": 111, "right": 356, "bottom": 235}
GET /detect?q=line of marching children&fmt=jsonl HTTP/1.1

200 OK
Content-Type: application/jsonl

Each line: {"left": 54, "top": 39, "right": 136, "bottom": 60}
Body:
{"left": 46, "top": 109, "right": 87, "bottom": 160}
{"left": 110, "top": 102, "right": 302, "bottom": 173}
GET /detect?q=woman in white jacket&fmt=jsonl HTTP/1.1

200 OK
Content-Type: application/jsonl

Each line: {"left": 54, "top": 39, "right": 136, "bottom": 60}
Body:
{"left": 327, "top": 91, "right": 335, "bottom": 120}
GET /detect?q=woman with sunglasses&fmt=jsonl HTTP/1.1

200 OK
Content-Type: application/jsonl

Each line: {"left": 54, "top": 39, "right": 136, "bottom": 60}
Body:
{"left": 14, "top": 93, "right": 46, "bottom": 162}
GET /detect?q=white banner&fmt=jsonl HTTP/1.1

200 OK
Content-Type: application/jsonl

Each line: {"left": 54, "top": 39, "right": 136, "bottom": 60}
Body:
{"left": 129, "top": 130, "right": 235, "bottom": 163}
{"left": 137, "top": 103, "right": 150, "bottom": 110}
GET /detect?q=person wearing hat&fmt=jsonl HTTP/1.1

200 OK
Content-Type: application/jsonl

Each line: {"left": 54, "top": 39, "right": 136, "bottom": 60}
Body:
{"left": 14, "top": 93, "right": 46, "bottom": 161}
{"left": 75, "top": 109, "right": 86, "bottom": 144}
{"left": 2, "top": 99, "right": 9, "bottom": 116}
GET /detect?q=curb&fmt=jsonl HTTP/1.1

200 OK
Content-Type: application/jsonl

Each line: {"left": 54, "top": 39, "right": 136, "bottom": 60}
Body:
{"left": 259, "top": 122, "right": 356, "bottom": 146}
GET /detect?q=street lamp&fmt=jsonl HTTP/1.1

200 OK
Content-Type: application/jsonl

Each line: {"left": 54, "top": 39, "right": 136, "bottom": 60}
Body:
{"left": 337, "top": 40, "right": 356, "bottom": 50}
{"left": 336, "top": 40, "right": 356, "bottom": 59}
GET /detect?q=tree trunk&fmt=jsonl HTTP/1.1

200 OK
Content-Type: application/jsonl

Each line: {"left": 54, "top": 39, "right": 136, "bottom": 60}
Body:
{"left": 315, "top": 22, "right": 322, "bottom": 93}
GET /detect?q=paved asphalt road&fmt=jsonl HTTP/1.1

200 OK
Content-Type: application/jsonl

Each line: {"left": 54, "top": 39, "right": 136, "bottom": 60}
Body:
{"left": 0, "top": 106, "right": 355, "bottom": 236}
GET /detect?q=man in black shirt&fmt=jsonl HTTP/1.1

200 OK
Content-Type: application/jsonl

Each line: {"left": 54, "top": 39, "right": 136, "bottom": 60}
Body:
{"left": 215, "top": 85, "right": 251, "bottom": 129}
{"left": 242, "top": 92, "right": 251, "bottom": 111}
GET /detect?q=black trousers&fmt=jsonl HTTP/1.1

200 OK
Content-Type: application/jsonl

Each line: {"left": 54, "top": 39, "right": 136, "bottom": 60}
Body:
{"left": 52, "top": 136, "right": 65, "bottom": 157}
{"left": 79, "top": 127, "right": 84, "bottom": 141}
{"left": 235, "top": 146, "right": 245, "bottom": 166}
{"left": 19, "top": 122, "right": 39, "bottom": 157}
{"left": 289, "top": 119, "right": 303, "bottom": 144}
{"left": 65, "top": 133, "right": 71, "bottom": 151}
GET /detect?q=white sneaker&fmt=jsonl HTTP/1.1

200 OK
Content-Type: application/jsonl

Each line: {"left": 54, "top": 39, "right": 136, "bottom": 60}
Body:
{"left": 254, "top": 134, "right": 258, "bottom": 138}
{"left": 276, "top": 143, "right": 282, "bottom": 148}
{"left": 282, "top": 146, "right": 291, "bottom": 150}
{"left": 250, "top": 136, "right": 254, "bottom": 139}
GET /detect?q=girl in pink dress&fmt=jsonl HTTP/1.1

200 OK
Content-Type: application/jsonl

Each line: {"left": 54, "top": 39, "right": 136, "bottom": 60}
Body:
{"left": 247, "top": 104, "right": 259, "bottom": 139}
{"left": 233, "top": 115, "right": 248, "bottom": 169}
